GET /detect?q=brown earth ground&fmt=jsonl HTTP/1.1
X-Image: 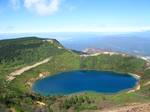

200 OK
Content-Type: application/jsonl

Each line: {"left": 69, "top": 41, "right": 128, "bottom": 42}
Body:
{"left": 82, "top": 103, "right": 150, "bottom": 112}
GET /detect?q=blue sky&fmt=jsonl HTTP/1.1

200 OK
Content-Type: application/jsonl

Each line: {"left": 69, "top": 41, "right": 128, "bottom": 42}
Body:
{"left": 0, "top": 0, "right": 150, "bottom": 33}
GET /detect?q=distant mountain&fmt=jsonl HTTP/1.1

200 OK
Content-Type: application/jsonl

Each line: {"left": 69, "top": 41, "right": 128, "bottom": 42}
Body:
{"left": 1, "top": 31, "right": 150, "bottom": 57}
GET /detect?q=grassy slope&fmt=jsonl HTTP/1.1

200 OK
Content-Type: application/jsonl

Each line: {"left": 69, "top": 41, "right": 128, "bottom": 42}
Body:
{"left": 0, "top": 37, "right": 150, "bottom": 112}
{"left": 0, "top": 37, "right": 65, "bottom": 80}
{"left": 81, "top": 54, "right": 145, "bottom": 74}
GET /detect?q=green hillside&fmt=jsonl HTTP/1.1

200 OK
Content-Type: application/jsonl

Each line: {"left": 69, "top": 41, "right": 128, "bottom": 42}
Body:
{"left": 0, "top": 37, "right": 64, "bottom": 65}
{"left": 0, "top": 37, "right": 150, "bottom": 112}
{"left": 0, "top": 37, "right": 67, "bottom": 81}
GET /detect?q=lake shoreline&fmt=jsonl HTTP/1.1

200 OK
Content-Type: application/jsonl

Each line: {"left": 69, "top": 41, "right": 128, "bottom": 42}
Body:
{"left": 127, "top": 73, "right": 141, "bottom": 93}
{"left": 28, "top": 50, "right": 146, "bottom": 95}
{"left": 32, "top": 70, "right": 139, "bottom": 96}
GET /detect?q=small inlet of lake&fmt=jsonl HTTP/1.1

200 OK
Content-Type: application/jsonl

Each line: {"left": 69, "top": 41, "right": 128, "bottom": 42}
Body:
{"left": 32, "top": 70, "right": 138, "bottom": 96}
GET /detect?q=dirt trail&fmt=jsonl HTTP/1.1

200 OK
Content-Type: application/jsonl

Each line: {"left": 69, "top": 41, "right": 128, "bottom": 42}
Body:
{"left": 82, "top": 103, "right": 150, "bottom": 112}
{"left": 144, "top": 81, "right": 150, "bottom": 86}
{"left": 145, "top": 67, "right": 150, "bottom": 70}
{"left": 6, "top": 57, "right": 52, "bottom": 81}
{"left": 99, "top": 103, "right": 150, "bottom": 112}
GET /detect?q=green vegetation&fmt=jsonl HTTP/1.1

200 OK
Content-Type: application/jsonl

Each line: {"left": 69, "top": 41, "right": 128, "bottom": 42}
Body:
{"left": 0, "top": 37, "right": 150, "bottom": 112}
{"left": 81, "top": 54, "right": 145, "bottom": 74}
{"left": 62, "top": 95, "right": 97, "bottom": 111}
{"left": 0, "top": 37, "right": 63, "bottom": 64}
{"left": 0, "top": 37, "right": 65, "bottom": 81}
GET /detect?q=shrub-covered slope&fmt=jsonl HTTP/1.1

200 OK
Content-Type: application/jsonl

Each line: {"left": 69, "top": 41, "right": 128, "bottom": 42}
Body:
{"left": 0, "top": 37, "right": 67, "bottom": 81}
{"left": 0, "top": 37, "right": 64, "bottom": 65}
{"left": 0, "top": 37, "right": 149, "bottom": 112}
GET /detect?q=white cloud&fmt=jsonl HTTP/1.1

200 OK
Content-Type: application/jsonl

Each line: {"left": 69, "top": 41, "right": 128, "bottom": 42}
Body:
{"left": 24, "top": 0, "right": 60, "bottom": 15}
{"left": 10, "top": 0, "right": 20, "bottom": 10}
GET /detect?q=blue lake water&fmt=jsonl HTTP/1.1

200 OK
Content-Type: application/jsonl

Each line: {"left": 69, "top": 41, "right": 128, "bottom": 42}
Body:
{"left": 32, "top": 70, "right": 137, "bottom": 95}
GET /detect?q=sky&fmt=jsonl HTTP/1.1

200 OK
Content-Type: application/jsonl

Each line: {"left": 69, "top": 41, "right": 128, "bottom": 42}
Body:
{"left": 0, "top": 0, "right": 150, "bottom": 33}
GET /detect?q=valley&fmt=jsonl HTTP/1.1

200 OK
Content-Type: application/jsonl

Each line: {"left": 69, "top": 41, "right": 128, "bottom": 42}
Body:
{"left": 0, "top": 37, "right": 150, "bottom": 112}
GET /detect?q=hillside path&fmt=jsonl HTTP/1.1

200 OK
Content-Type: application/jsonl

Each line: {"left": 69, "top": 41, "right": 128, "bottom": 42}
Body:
{"left": 6, "top": 57, "right": 52, "bottom": 81}
{"left": 101, "top": 103, "right": 150, "bottom": 112}
{"left": 82, "top": 103, "right": 150, "bottom": 112}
